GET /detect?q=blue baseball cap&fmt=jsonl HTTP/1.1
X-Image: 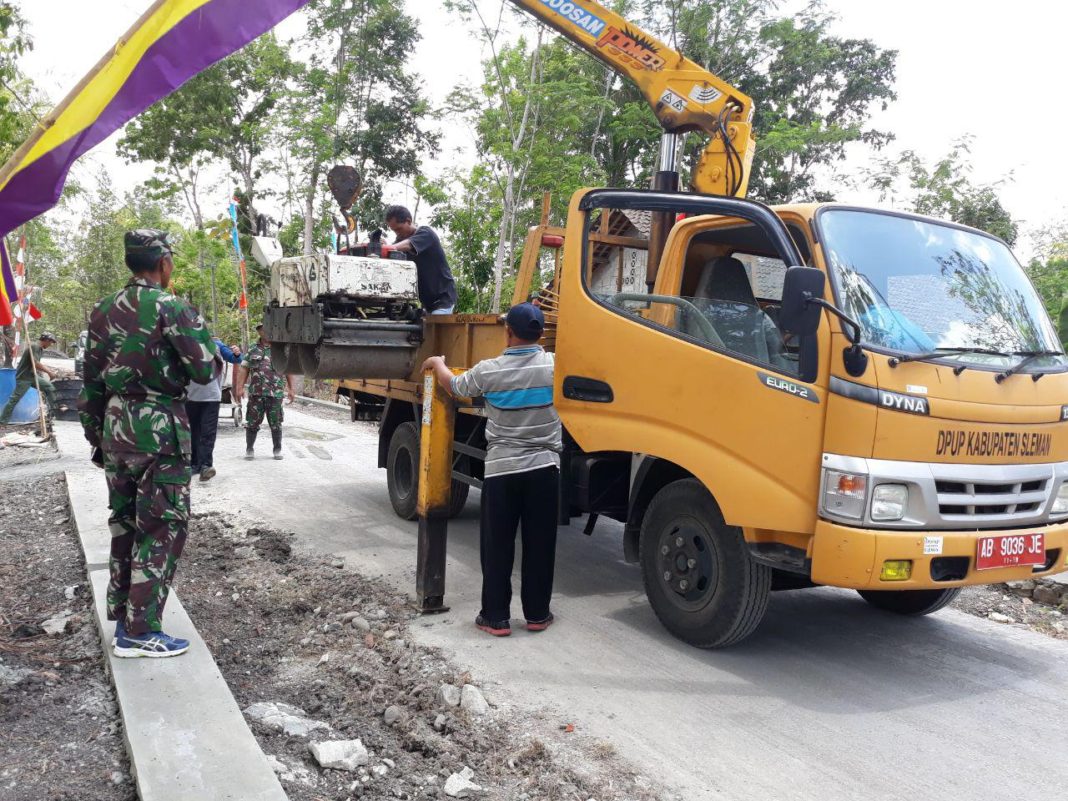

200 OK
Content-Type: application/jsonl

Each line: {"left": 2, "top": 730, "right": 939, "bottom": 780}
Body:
{"left": 505, "top": 302, "right": 545, "bottom": 341}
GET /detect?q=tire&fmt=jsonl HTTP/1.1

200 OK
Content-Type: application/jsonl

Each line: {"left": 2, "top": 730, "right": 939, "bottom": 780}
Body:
{"left": 857, "top": 587, "right": 961, "bottom": 616}
{"left": 385, "top": 421, "right": 470, "bottom": 521}
{"left": 387, "top": 422, "right": 421, "bottom": 520}
{"left": 448, "top": 478, "right": 470, "bottom": 519}
{"left": 639, "top": 478, "right": 771, "bottom": 648}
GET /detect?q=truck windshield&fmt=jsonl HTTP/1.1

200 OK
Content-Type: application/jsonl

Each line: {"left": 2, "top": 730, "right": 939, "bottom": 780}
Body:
{"left": 820, "top": 209, "right": 1065, "bottom": 370}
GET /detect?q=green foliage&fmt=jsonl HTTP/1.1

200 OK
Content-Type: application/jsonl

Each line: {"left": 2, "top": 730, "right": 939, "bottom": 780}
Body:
{"left": 281, "top": 0, "right": 438, "bottom": 252}
{"left": 867, "top": 138, "right": 1019, "bottom": 245}
{"left": 0, "top": 1, "right": 44, "bottom": 166}
{"left": 636, "top": 0, "right": 898, "bottom": 202}
{"left": 426, "top": 167, "right": 499, "bottom": 312}
{"left": 118, "top": 34, "right": 292, "bottom": 226}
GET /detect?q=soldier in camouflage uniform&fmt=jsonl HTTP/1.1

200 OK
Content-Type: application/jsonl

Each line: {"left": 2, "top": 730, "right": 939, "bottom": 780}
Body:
{"left": 234, "top": 323, "right": 294, "bottom": 460}
{"left": 78, "top": 229, "right": 217, "bottom": 659}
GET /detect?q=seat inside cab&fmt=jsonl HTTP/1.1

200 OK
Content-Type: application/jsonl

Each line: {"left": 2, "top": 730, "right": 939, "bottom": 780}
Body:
{"left": 674, "top": 220, "right": 813, "bottom": 372}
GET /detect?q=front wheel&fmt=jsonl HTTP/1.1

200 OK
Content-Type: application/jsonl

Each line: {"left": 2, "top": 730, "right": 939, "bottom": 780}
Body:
{"left": 386, "top": 421, "right": 471, "bottom": 521}
{"left": 857, "top": 588, "right": 961, "bottom": 616}
{"left": 639, "top": 478, "right": 771, "bottom": 648}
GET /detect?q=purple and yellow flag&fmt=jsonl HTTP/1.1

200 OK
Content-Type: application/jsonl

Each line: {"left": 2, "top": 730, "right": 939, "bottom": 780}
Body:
{"left": 0, "top": 240, "right": 16, "bottom": 326}
{"left": 0, "top": 0, "right": 312, "bottom": 238}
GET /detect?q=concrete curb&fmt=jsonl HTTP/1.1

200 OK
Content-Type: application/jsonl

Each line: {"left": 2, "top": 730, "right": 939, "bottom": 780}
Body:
{"left": 295, "top": 394, "right": 348, "bottom": 412}
{"left": 55, "top": 424, "right": 287, "bottom": 801}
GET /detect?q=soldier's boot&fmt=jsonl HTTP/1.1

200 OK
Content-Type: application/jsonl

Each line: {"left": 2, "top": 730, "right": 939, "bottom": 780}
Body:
{"left": 272, "top": 428, "right": 283, "bottom": 460}
{"left": 245, "top": 428, "right": 257, "bottom": 459}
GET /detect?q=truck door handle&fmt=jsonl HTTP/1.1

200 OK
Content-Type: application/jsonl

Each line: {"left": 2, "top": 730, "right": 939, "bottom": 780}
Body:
{"left": 562, "top": 376, "right": 614, "bottom": 403}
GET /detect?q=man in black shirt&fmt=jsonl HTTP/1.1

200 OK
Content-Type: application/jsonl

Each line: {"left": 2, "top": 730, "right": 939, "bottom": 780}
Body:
{"left": 385, "top": 205, "right": 457, "bottom": 314}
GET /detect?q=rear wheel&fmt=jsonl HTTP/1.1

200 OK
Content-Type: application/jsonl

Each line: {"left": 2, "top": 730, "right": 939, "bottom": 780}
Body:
{"left": 858, "top": 588, "right": 961, "bottom": 616}
{"left": 639, "top": 478, "right": 771, "bottom": 648}
{"left": 387, "top": 422, "right": 420, "bottom": 520}
{"left": 386, "top": 421, "right": 471, "bottom": 521}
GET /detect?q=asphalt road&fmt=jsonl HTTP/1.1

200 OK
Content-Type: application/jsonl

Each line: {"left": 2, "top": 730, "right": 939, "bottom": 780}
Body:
{"left": 187, "top": 407, "right": 1068, "bottom": 801}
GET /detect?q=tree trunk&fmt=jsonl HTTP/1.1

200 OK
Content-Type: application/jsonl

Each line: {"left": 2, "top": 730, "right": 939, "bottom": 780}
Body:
{"left": 303, "top": 164, "right": 321, "bottom": 256}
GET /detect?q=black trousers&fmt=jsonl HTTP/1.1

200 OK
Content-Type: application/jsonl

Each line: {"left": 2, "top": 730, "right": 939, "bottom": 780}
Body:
{"left": 480, "top": 466, "right": 559, "bottom": 623}
{"left": 187, "top": 401, "right": 220, "bottom": 469}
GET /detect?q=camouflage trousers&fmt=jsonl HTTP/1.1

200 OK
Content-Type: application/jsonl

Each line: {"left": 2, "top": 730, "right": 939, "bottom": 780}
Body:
{"left": 246, "top": 395, "right": 283, "bottom": 432}
{"left": 104, "top": 450, "right": 191, "bottom": 636}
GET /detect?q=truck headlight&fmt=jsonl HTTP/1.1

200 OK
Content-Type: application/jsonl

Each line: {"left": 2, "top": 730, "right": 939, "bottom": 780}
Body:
{"left": 1052, "top": 483, "right": 1068, "bottom": 515}
{"left": 871, "top": 484, "right": 909, "bottom": 521}
{"left": 823, "top": 470, "right": 867, "bottom": 519}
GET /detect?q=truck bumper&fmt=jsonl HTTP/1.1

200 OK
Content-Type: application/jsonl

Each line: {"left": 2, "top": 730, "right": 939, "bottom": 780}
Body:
{"left": 810, "top": 518, "right": 1068, "bottom": 589}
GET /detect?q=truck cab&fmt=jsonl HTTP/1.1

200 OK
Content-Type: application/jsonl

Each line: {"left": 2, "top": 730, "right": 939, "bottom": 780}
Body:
{"left": 553, "top": 188, "right": 1068, "bottom": 645}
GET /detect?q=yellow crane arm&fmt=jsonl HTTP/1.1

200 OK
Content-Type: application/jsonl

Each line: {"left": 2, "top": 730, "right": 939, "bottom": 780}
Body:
{"left": 507, "top": 0, "right": 756, "bottom": 197}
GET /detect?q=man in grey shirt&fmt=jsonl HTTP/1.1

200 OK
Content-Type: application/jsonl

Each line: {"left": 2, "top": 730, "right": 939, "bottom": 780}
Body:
{"left": 422, "top": 303, "right": 561, "bottom": 636}
{"left": 187, "top": 337, "right": 241, "bottom": 481}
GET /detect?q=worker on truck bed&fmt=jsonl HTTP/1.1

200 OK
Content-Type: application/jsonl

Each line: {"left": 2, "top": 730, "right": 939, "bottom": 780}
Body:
{"left": 384, "top": 205, "right": 457, "bottom": 315}
{"left": 423, "top": 303, "right": 562, "bottom": 637}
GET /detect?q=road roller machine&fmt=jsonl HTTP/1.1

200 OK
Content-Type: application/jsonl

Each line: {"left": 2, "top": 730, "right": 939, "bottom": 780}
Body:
{"left": 258, "top": 237, "right": 425, "bottom": 380}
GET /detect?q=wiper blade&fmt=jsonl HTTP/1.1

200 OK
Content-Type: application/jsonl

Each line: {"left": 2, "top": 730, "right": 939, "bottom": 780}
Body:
{"left": 996, "top": 350, "right": 1064, "bottom": 383}
{"left": 888, "top": 347, "right": 1011, "bottom": 367}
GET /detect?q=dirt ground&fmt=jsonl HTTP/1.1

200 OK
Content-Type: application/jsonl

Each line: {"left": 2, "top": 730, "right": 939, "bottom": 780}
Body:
{"left": 954, "top": 581, "right": 1067, "bottom": 639}
{"left": 179, "top": 513, "right": 665, "bottom": 801}
{"left": 0, "top": 422, "right": 60, "bottom": 471}
{"left": 0, "top": 474, "right": 134, "bottom": 801}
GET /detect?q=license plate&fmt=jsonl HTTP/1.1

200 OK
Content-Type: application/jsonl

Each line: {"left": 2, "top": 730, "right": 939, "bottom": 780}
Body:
{"left": 976, "top": 533, "right": 1045, "bottom": 571}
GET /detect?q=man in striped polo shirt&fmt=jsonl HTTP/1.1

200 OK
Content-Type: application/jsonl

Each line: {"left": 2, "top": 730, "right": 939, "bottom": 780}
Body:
{"left": 422, "top": 303, "right": 562, "bottom": 637}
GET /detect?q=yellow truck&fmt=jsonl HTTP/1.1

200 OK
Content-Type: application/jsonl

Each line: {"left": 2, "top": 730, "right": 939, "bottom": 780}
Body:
{"left": 261, "top": 0, "right": 1068, "bottom": 646}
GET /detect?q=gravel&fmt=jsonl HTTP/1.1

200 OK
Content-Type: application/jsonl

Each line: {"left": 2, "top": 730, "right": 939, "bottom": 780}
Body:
{"left": 0, "top": 473, "right": 134, "bottom": 801}
{"left": 178, "top": 512, "right": 663, "bottom": 801}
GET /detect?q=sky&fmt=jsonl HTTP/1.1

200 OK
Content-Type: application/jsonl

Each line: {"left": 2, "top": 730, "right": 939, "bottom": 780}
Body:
{"left": 16, "top": 0, "right": 1068, "bottom": 257}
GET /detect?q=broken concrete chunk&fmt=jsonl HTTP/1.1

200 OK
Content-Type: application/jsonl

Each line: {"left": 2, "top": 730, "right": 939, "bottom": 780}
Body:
{"left": 444, "top": 766, "right": 484, "bottom": 798}
{"left": 41, "top": 610, "right": 73, "bottom": 635}
{"left": 245, "top": 701, "right": 331, "bottom": 738}
{"left": 309, "top": 739, "right": 369, "bottom": 771}
{"left": 460, "top": 685, "right": 490, "bottom": 716}
{"left": 1033, "top": 586, "right": 1062, "bottom": 606}
{"left": 437, "top": 683, "right": 461, "bottom": 707}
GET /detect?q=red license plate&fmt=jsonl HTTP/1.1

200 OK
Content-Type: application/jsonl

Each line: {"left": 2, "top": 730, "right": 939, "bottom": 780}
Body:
{"left": 976, "top": 533, "right": 1045, "bottom": 571}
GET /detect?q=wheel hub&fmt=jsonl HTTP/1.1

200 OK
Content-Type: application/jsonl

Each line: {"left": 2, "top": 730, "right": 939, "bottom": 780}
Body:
{"left": 656, "top": 520, "right": 717, "bottom": 610}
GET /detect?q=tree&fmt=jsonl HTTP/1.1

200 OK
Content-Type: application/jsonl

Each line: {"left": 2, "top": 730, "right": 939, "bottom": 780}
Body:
{"left": 636, "top": 0, "right": 897, "bottom": 202}
{"left": 0, "top": 1, "right": 47, "bottom": 168}
{"left": 118, "top": 34, "right": 292, "bottom": 230}
{"left": 1024, "top": 222, "right": 1068, "bottom": 331}
{"left": 867, "top": 138, "right": 1019, "bottom": 245}
{"left": 281, "top": 0, "right": 437, "bottom": 255}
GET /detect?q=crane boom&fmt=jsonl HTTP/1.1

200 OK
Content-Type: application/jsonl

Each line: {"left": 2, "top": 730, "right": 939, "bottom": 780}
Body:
{"left": 508, "top": 0, "right": 756, "bottom": 197}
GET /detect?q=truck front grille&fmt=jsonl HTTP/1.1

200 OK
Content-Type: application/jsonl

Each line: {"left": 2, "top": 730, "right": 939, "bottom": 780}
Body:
{"left": 935, "top": 478, "right": 1049, "bottom": 521}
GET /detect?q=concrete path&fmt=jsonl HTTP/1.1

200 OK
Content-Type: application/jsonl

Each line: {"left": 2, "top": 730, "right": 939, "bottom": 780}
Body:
{"left": 179, "top": 407, "right": 1068, "bottom": 801}
{"left": 54, "top": 423, "right": 287, "bottom": 801}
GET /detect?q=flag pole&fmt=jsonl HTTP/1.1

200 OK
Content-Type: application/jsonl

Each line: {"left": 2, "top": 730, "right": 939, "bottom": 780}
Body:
{"left": 228, "top": 198, "right": 251, "bottom": 350}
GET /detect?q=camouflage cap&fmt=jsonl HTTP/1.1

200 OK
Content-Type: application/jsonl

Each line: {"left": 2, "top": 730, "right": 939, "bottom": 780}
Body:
{"left": 39, "top": 330, "right": 57, "bottom": 342}
{"left": 124, "top": 229, "right": 174, "bottom": 261}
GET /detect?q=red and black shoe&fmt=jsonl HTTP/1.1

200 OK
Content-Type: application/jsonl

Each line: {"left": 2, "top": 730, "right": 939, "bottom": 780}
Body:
{"left": 525, "top": 613, "right": 554, "bottom": 632}
{"left": 475, "top": 615, "right": 511, "bottom": 637}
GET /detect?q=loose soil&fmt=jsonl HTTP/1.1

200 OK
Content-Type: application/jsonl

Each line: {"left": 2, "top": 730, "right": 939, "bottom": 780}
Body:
{"left": 953, "top": 583, "right": 1068, "bottom": 639}
{"left": 180, "top": 513, "right": 665, "bottom": 801}
{"left": 0, "top": 474, "right": 134, "bottom": 801}
{"left": 0, "top": 421, "right": 59, "bottom": 471}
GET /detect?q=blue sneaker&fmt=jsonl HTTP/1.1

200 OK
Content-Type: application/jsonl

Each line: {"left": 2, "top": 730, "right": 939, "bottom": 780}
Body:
{"left": 112, "top": 619, "right": 126, "bottom": 647}
{"left": 114, "top": 630, "right": 190, "bottom": 658}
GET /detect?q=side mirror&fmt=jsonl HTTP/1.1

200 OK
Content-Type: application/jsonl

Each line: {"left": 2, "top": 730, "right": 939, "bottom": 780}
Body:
{"left": 779, "top": 266, "right": 826, "bottom": 338}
